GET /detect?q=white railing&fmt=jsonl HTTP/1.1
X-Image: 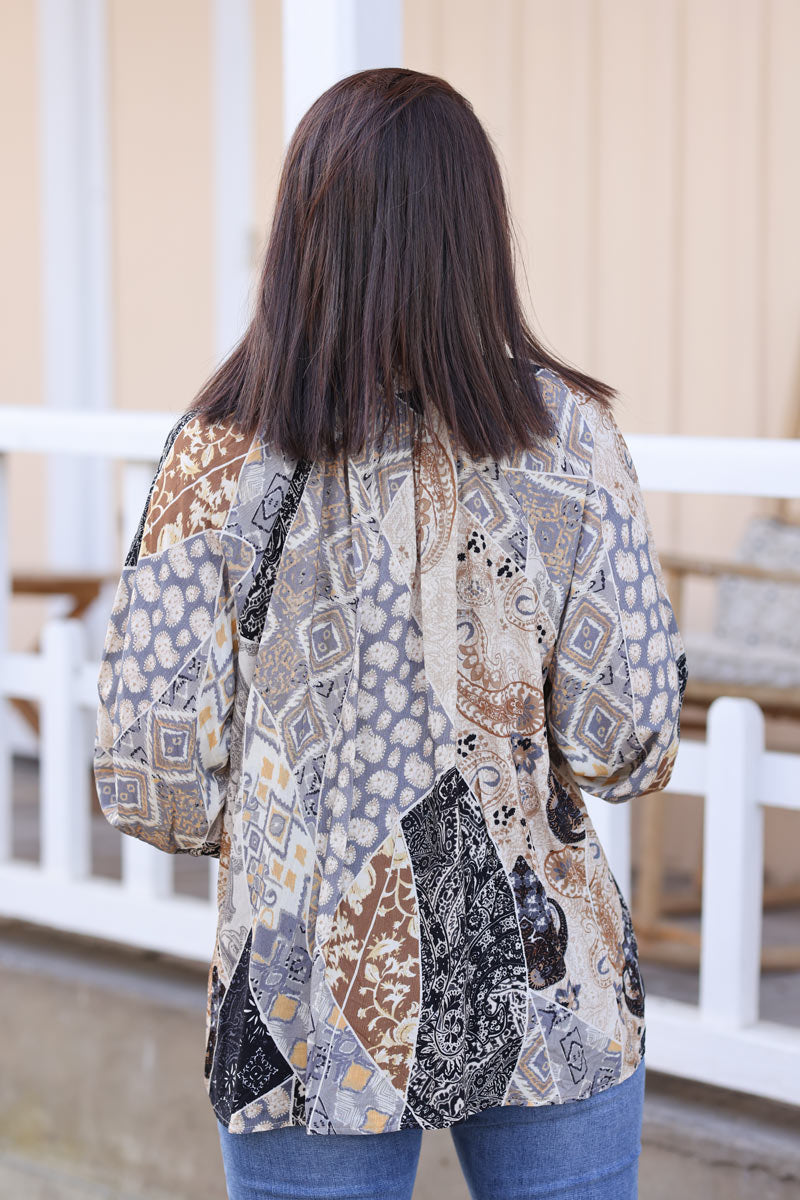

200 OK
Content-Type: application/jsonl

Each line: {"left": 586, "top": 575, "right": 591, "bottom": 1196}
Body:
{"left": 614, "top": 701, "right": 800, "bottom": 1106}
{"left": 1, "top": 616, "right": 218, "bottom": 959}
{"left": 0, "top": 407, "right": 219, "bottom": 961}
{"left": 1, "top": 408, "right": 799, "bottom": 1105}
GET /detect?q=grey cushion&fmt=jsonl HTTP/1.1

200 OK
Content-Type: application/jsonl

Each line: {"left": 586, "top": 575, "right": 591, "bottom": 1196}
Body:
{"left": 714, "top": 517, "right": 800, "bottom": 656}
{"left": 683, "top": 632, "right": 800, "bottom": 689}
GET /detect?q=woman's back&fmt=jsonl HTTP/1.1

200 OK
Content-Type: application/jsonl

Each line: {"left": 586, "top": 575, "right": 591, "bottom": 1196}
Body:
{"left": 94, "top": 361, "right": 685, "bottom": 1136}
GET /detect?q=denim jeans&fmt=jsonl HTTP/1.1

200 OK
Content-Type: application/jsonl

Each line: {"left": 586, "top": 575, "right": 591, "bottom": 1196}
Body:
{"left": 216, "top": 1056, "right": 645, "bottom": 1199}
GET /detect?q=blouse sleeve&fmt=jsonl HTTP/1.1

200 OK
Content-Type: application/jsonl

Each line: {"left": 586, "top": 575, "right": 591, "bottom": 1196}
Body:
{"left": 93, "top": 411, "right": 241, "bottom": 855}
{"left": 544, "top": 398, "right": 687, "bottom": 803}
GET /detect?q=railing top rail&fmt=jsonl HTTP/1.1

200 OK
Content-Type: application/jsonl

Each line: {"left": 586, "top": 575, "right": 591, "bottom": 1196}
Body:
{"left": 0, "top": 406, "right": 180, "bottom": 461}
{"left": 625, "top": 434, "right": 800, "bottom": 498}
{"left": 1, "top": 407, "right": 800, "bottom": 498}
{"left": 670, "top": 741, "right": 800, "bottom": 808}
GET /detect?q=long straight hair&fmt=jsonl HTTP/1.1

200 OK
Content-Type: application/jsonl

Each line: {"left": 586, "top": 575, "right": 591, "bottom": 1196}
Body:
{"left": 192, "top": 67, "right": 615, "bottom": 462}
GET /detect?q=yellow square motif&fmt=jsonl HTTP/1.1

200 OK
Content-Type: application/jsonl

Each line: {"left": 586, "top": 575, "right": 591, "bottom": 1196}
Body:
{"left": 290, "top": 1040, "right": 307, "bottom": 1069}
{"left": 362, "top": 1108, "right": 389, "bottom": 1133}
{"left": 342, "top": 1062, "right": 372, "bottom": 1092}
{"left": 270, "top": 994, "right": 298, "bottom": 1022}
{"left": 326, "top": 1005, "right": 347, "bottom": 1030}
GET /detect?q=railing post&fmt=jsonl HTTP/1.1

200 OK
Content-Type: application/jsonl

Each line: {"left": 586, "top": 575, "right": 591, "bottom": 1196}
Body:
{"left": 40, "top": 617, "right": 90, "bottom": 879}
{"left": 700, "top": 696, "right": 764, "bottom": 1027}
{"left": 121, "top": 837, "right": 173, "bottom": 900}
{"left": 209, "top": 854, "right": 219, "bottom": 904}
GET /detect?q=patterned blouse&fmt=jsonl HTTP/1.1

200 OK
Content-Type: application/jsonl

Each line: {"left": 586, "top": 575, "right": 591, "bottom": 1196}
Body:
{"left": 94, "top": 366, "right": 686, "bottom": 1136}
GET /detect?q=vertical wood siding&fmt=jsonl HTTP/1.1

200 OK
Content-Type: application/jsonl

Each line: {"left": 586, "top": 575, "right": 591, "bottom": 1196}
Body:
{"left": 406, "top": 0, "right": 800, "bottom": 563}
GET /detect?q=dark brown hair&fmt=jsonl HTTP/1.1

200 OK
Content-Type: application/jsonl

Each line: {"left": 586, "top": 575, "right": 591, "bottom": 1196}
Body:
{"left": 192, "top": 67, "right": 615, "bottom": 461}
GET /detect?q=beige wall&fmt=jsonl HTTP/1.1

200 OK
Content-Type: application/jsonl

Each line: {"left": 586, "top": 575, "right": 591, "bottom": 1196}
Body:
{"left": 406, "top": 0, "right": 800, "bottom": 565}
{"left": 2, "top": 0, "right": 284, "bottom": 646}
{"left": 4, "top": 1, "right": 799, "bottom": 532}
{"left": 109, "top": 0, "right": 284, "bottom": 413}
{"left": 109, "top": 0, "right": 215, "bottom": 413}
{"left": 410, "top": 0, "right": 796, "bottom": 432}
{"left": 1, "top": 0, "right": 47, "bottom": 639}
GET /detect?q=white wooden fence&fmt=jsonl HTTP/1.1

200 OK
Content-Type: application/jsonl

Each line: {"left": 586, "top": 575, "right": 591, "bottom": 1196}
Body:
{"left": 0, "top": 407, "right": 799, "bottom": 1106}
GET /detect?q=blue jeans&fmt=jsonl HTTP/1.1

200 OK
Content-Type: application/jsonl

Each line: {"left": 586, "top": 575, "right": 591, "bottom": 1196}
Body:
{"left": 216, "top": 1057, "right": 645, "bottom": 1199}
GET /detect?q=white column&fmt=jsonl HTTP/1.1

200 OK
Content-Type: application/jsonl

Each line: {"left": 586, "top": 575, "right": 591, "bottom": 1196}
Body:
{"left": 281, "top": 0, "right": 404, "bottom": 145}
{"left": 40, "top": 619, "right": 90, "bottom": 879}
{"left": 213, "top": 0, "right": 255, "bottom": 361}
{"left": 122, "top": 837, "right": 173, "bottom": 901}
{"left": 37, "top": 0, "right": 112, "bottom": 575}
{"left": 700, "top": 696, "right": 764, "bottom": 1027}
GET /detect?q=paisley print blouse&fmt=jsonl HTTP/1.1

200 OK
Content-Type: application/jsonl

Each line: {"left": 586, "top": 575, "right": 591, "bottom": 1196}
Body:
{"left": 93, "top": 366, "right": 687, "bottom": 1136}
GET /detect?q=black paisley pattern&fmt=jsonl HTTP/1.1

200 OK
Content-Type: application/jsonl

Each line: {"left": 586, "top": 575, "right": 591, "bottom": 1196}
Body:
{"left": 510, "top": 854, "right": 569, "bottom": 988}
{"left": 675, "top": 650, "right": 689, "bottom": 742}
{"left": 400, "top": 767, "right": 528, "bottom": 1127}
{"left": 238, "top": 458, "right": 313, "bottom": 641}
{"left": 612, "top": 873, "right": 645, "bottom": 1019}
{"left": 546, "top": 768, "right": 586, "bottom": 844}
{"left": 208, "top": 928, "right": 292, "bottom": 1124}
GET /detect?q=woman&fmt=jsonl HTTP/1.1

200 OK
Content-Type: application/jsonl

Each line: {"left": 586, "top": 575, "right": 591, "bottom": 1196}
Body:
{"left": 94, "top": 67, "right": 686, "bottom": 1200}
